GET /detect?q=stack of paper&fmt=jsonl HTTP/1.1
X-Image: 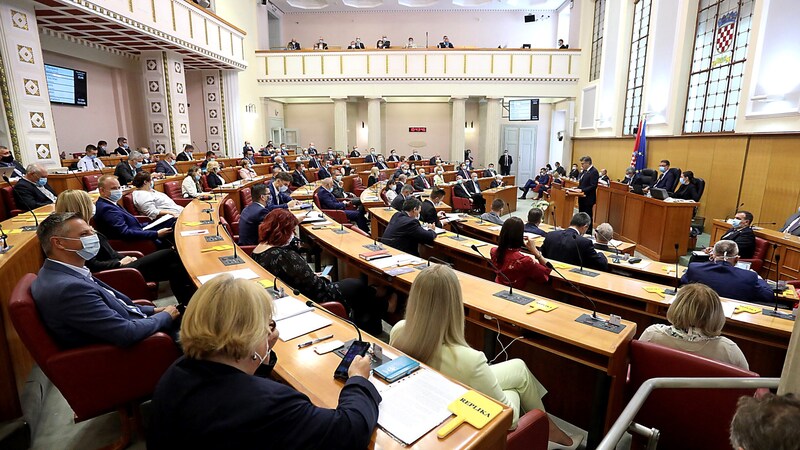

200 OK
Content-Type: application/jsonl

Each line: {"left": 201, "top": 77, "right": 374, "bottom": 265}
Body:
{"left": 370, "top": 254, "right": 424, "bottom": 270}
{"left": 196, "top": 268, "right": 260, "bottom": 284}
{"left": 272, "top": 296, "right": 332, "bottom": 341}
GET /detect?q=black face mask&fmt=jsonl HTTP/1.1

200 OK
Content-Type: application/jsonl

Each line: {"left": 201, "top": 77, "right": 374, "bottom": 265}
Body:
{"left": 1, "top": 155, "right": 13, "bottom": 163}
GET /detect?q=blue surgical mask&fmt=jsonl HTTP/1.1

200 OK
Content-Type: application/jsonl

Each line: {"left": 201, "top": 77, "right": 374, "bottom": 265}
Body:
{"left": 679, "top": 177, "right": 686, "bottom": 185}
{"left": 194, "top": 174, "right": 201, "bottom": 181}
{"left": 61, "top": 234, "right": 101, "bottom": 260}
{"left": 658, "top": 166, "right": 666, "bottom": 173}
{"left": 731, "top": 219, "right": 741, "bottom": 228}
{"left": 279, "top": 185, "right": 288, "bottom": 193}
{"left": 109, "top": 189, "right": 123, "bottom": 203}
{"left": 89, "top": 154, "right": 96, "bottom": 160}
{"left": 169, "top": 159, "right": 175, "bottom": 166}
{"left": 135, "top": 162, "right": 143, "bottom": 169}
{"left": 37, "top": 177, "right": 47, "bottom": 187}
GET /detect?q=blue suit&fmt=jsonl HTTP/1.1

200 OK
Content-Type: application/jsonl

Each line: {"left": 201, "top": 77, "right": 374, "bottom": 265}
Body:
{"left": 524, "top": 223, "right": 547, "bottom": 237}
{"left": 238, "top": 203, "right": 273, "bottom": 246}
{"left": 266, "top": 182, "right": 293, "bottom": 209}
{"left": 316, "top": 166, "right": 331, "bottom": 180}
{"left": 94, "top": 197, "right": 162, "bottom": 242}
{"left": 31, "top": 259, "right": 174, "bottom": 348}
{"left": 653, "top": 168, "right": 681, "bottom": 193}
{"left": 680, "top": 261, "right": 775, "bottom": 306}
{"left": 318, "top": 188, "right": 367, "bottom": 231}
{"left": 363, "top": 154, "right": 377, "bottom": 163}
{"left": 155, "top": 160, "right": 179, "bottom": 176}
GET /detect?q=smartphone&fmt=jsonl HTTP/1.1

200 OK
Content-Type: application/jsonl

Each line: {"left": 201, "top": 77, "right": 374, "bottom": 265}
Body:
{"left": 321, "top": 265, "right": 333, "bottom": 277}
{"left": 334, "top": 341, "right": 370, "bottom": 380}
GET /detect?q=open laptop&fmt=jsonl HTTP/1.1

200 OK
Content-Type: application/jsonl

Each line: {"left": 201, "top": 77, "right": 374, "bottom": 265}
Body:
{"left": 0, "top": 166, "right": 17, "bottom": 180}
{"left": 650, "top": 188, "right": 669, "bottom": 200}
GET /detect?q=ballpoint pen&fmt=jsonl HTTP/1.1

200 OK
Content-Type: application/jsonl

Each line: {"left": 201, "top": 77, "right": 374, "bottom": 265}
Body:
{"left": 297, "top": 334, "right": 334, "bottom": 348}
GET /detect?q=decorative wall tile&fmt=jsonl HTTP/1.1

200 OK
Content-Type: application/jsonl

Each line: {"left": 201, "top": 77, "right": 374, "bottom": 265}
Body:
{"left": 155, "top": 143, "right": 166, "bottom": 152}
{"left": 35, "top": 144, "right": 51, "bottom": 159}
{"left": 177, "top": 103, "right": 185, "bottom": 113}
{"left": 174, "top": 62, "right": 182, "bottom": 73}
{"left": 153, "top": 123, "right": 164, "bottom": 134}
{"left": 23, "top": 78, "right": 40, "bottom": 96}
{"left": 180, "top": 123, "right": 187, "bottom": 134}
{"left": 209, "top": 125, "right": 218, "bottom": 135}
{"left": 150, "top": 101, "right": 162, "bottom": 113}
{"left": 211, "top": 142, "right": 220, "bottom": 151}
{"left": 206, "top": 76, "right": 215, "bottom": 85}
{"left": 11, "top": 10, "right": 28, "bottom": 30}
{"left": 17, "top": 45, "right": 34, "bottom": 64}
{"left": 29, "top": 112, "right": 45, "bottom": 128}
{"left": 146, "top": 59, "right": 158, "bottom": 70}
{"left": 176, "top": 82, "right": 184, "bottom": 94}
{"left": 148, "top": 80, "right": 160, "bottom": 92}
{"left": 207, "top": 92, "right": 216, "bottom": 102}
{"left": 208, "top": 109, "right": 217, "bottom": 119}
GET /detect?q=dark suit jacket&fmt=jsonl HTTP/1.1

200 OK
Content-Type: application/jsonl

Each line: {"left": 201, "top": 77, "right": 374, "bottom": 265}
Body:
{"left": 292, "top": 170, "right": 309, "bottom": 187}
{"left": 266, "top": 182, "right": 293, "bottom": 209}
{"left": 307, "top": 158, "right": 320, "bottom": 169}
{"left": 438, "top": 42, "right": 454, "bottom": 48}
{"left": 408, "top": 154, "right": 422, "bottom": 161}
{"left": 287, "top": 41, "right": 301, "bottom": 50}
{"left": 391, "top": 194, "right": 407, "bottom": 211}
{"left": 238, "top": 203, "right": 273, "bottom": 246}
{"left": 484, "top": 169, "right": 498, "bottom": 178}
{"left": 316, "top": 166, "right": 331, "bottom": 180}
{"left": 524, "top": 223, "right": 546, "bottom": 237}
{"left": 349, "top": 150, "right": 361, "bottom": 158}
{"left": 498, "top": 154, "right": 513, "bottom": 168}
{"left": 420, "top": 199, "right": 442, "bottom": 227}
{"left": 387, "top": 155, "right": 400, "bottom": 162}
{"left": 428, "top": 156, "right": 438, "bottom": 165}
{"left": 148, "top": 357, "right": 380, "bottom": 450}
{"left": 681, "top": 261, "right": 774, "bottom": 305}
{"left": 114, "top": 146, "right": 130, "bottom": 156}
{"left": 382, "top": 211, "right": 436, "bottom": 256}
{"left": 31, "top": 259, "right": 172, "bottom": 348}
{"left": 577, "top": 166, "right": 600, "bottom": 207}
{"left": 673, "top": 182, "right": 699, "bottom": 201}
{"left": 456, "top": 169, "right": 470, "bottom": 180}
{"left": 205, "top": 172, "right": 225, "bottom": 189}
{"left": 0, "top": 160, "right": 26, "bottom": 177}
{"left": 781, "top": 212, "right": 800, "bottom": 236}
{"left": 94, "top": 197, "right": 159, "bottom": 241}
{"left": 654, "top": 168, "right": 681, "bottom": 193}
{"left": 467, "top": 180, "right": 481, "bottom": 194}
{"left": 12, "top": 178, "right": 56, "bottom": 209}
{"left": 490, "top": 180, "right": 503, "bottom": 188}
{"left": 375, "top": 161, "right": 388, "bottom": 170}
{"left": 114, "top": 161, "right": 139, "bottom": 185}
{"left": 155, "top": 160, "right": 179, "bottom": 176}
{"left": 175, "top": 151, "right": 192, "bottom": 161}
{"left": 541, "top": 228, "right": 608, "bottom": 272}
{"left": 364, "top": 155, "right": 377, "bottom": 163}
{"left": 453, "top": 182, "right": 472, "bottom": 199}
{"left": 317, "top": 188, "right": 345, "bottom": 210}
{"left": 413, "top": 175, "right": 431, "bottom": 191}
{"left": 719, "top": 226, "right": 756, "bottom": 259}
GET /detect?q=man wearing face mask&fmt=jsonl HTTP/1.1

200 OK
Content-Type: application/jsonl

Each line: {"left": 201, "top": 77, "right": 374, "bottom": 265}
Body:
{"left": 408, "top": 149, "right": 422, "bottom": 161}
{"left": 155, "top": 152, "right": 179, "bottom": 176}
{"left": 703, "top": 211, "right": 756, "bottom": 259}
{"left": 382, "top": 197, "right": 437, "bottom": 256}
{"left": 649, "top": 159, "right": 681, "bottom": 194}
{"left": 113, "top": 137, "right": 130, "bottom": 156}
{"left": 349, "top": 146, "right": 361, "bottom": 158}
{"left": 12, "top": 163, "right": 56, "bottom": 209}
{"left": 316, "top": 160, "right": 332, "bottom": 180}
{"left": 374, "top": 155, "right": 388, "bottom": 170}
{"left": 292, "top": 162, "right": 310, "bottom": 187}
{"left": 568, "top": 163, "right": 580, "bottom": 179}
{"left": 499, "top": 150, "right": 513, "bottom": 176}
{"left": 412, "top": 168, "right": 431, "bottom": 191}
{"left": 77, "top": 145, "right": 106, "bottom": 172}
{"left": 483, "top": 163, "right": 498, "bottom": 178}
{"left": 387, "top": 149, "right": 400, "bottom": 162}
{"left": 266, "top": 172, "right": 299, "bottom": 211}
{"left": 456, "top": 163, "right": 470, "bottom": 180}
{"left": 139, "top": 147, "right": 153, "bottom": 165}
{"left": 420, "top": 188, "right": 451, "bottom": 228}
{"left": 364, "top": 149, "right": 377, "bottom": 164}
{"left": 273, "top": 155, "right": 289, "bottom": 172}
{"left": 31, "top": 213, "right": 180, "bottom": 348}
{"left": 780, "top": 206, "right": 800, "bottom": 237}
{"left": 96, "top": 140, "right": 110, "bottom": 157}
{"left": 0, "top": 145, "right": 26, "bottom": 177}
{"left": 317, "top": 177, "right": 369, "bottom": 232}
{"left": 176, "top": 144, "right": 194, "bottom": 162}
{"left": 94, "top": 174, "right": 173, "bottom": 248}
{"left": 114, "top": 151, "right": 144, "bottom": 186}
{"left": 238, "top": 183, "right": 277, "bottom": 246}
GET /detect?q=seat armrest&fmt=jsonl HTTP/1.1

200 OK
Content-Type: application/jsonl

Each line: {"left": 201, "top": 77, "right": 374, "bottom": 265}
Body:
{"left": 506, "top": 409, "right": 548, "bottom": 450}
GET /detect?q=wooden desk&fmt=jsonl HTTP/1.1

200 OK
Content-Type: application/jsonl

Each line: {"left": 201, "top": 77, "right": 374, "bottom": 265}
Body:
{"left": 545, "top": 184, "right": 582, "bottom": 230}
{"left": 481, "top": 185, "right": 518, "bottom": 214}
{"left": 594, "top": 185, "right": 698, "bottom": 263}
{"left": 175, "top": 198, "right": 513, "bottom": 449}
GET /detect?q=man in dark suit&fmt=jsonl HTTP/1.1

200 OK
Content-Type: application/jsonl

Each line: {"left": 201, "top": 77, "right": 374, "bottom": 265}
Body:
{"left": 266, "top": 172, "right": 299, "bottom": 211}
{"left": 651, "top": 159, "right": 681, "bottom": 193}
{"left": 456, "top": 163, "right": 470, "bottom": 180}
{"left": 307, "top": 155, "right": 320, "bottom": 169}
{"left": 200, "top": 151, "right": 217, "bottom": 171}
{"left": 353, "top": 38, "right": 365, "bottom": 49}
{"left": 780, "top": 207, "right": 800, "bottom": 237}
{"left": 0, "top": 145, "right": 26, "bottom": 177}
{"left": 420, "top": 188, "right": 449, "bottom": 228}
{"left": 453, "top": 175, "right": 486, "bottom": 213}
{"left": 155, "top": 152, "right": 179, "bottom": 176}
{"left": 94, "top": 175, "right": 173, "bottom": 246}
{"left": 377, "top": 36, "right": 390, "bottom": 48}
{"left": 706, "top": 211, "right": 756, "bottom": 259}
{"left": 273, "top": 156, "right": 290, "bottom": 172}
{"left": 428, "top": 154, "right": 440, "bottom": 166}
{"left": 498, "top": 150, "right": 513, "bottom": 176}
{"left": 114, "top": 152, "right": 144, "bottom": 186}
{"left": 489, "top": 175, "right": 504, "bottom": 188}
{"left": 412, "top": 169, "right": 431, "bottom": 191}
{"left": 287, "top": 39, "right": 301, "bottom": 50}
{"left": 681, "top": 240, "right": 774, "bottom": 306}
{"left": 292, "top": 163, "right": 310, "bottom": 187}
{"left": 391, "top": 184, "right": 415, "bottom": 211}
{"left": 238, "top": 184, "right": 278, "bottom": 246}
{"left": 12, "top": 163, "right": 56, "bottom": 209}
{"left": 113, "top": 137, "right": 130, "bottom": 156}
{"left": 437, "top": 36, "right": 454, "bottom": 48}
{"left": 318, "top": 177, "right": 368, "bottom": 232}
{"left": 364, "top": 150, "right": 377, "bottom": 164}
{"left": 524, "top": 207, "right": 547, "bottom": 237}
{"left": 374, "top": 156, "right": 389, "bottom": 170}
{"left": 621, "top": 167, "right": 639, "bottom": 185}
{"left": 316, "top": 162, "right": 332, "bottom": 180}
{"left": 541, "top": 212, "right": 608, "bottom": 272}
{"left": 569, "top": 155, "right": 599, "bottom": 232}
{"left": 314, "top": 38, "right": 328, "bottom": 50}
{"left": 553, "top": 161, "right": 567, "bottom": 177}
{"left": 387, "top": 149, "right": 400, "bottom": 162}
{"left": 243, "top": 141, "right": 255, "bottom": 155}
{"left": 408, "top": 150, "right": 422, "bottom": 161}
{"left": 176, "top": 144, "right": 194, "bottom": 161}
{"left": 349, "top": 146, "right": 361, "bottom": 158}
{"left": 381, "top": 197, "right": 437, "bottom": 256}
{"left": 483, "top": 164, "right": 498, "bottom": 178}
{"left": 31, "top": 213, "right": 180, "bottom": 348}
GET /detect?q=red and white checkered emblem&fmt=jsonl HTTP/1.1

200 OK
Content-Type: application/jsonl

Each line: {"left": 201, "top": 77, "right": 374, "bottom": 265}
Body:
{"left": 715, "top": 10, "right": 738, "bottom": 54}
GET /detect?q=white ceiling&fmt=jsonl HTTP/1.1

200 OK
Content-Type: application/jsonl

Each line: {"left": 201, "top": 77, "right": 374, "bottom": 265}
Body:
{"left": 270, "top": 0, "right": 566, "bottom": 13}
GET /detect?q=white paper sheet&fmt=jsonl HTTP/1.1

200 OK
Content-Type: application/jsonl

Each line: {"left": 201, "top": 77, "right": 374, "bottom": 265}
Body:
{"left": 142, "top": 214, "right": 173, "bottom": 230}
{"left": 196, "top": 268, "right": 260, "bottom": 285}
{"left": 276, "top": 313, "right": 332, "bottom": 341}
{"left": 180, "top": 229, "right": 209, "bottom": 236}
{"left": 722, "top": 302, "right": 737, "bottom": 318}
{"left": 370, "top": 254, "right": 424, "bottom": 270}
{"left": 377, "top": 369, "right": 469, "bottom": 446}
{"left": 272, "top": 296, "right": 314, "bottom": 321}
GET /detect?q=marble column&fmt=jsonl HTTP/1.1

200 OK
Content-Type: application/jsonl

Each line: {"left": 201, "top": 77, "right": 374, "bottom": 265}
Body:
{"left": 481, "top": 97, "right": 503, "bottom": 169}
{"left": 140, "top": 51, "right": 190, "bottom": 154}
{"left": 201, "top": 70, "right": 225, "bottom": 156}
{"left": 450, "top": 96, "right": 467, "bottom": 164}
{"left": 0, "top": 1, "right": 60, "bottom": 167}
{"left": 332, "top": 96, "right": 348, "bottom": 153}
{"left": 366, "top": 96, "right": 382, "bottom": 151}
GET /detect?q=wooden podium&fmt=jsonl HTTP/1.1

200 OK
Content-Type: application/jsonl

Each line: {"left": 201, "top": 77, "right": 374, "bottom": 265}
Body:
{"left": 595, "top": 182, "right": 698, "bottom": 262}
{"left": 545, "top": 182, "right": 583, "bottom": 229}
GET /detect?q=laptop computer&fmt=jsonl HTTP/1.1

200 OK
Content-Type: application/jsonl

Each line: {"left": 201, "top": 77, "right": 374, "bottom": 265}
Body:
{"left": 631, "top": 184, "right": 645, "bottom": 195}
{"left": 0, "top": 166, "right": 17, "bottom": 181}
{"left": 650, "top": 188, "right": 669, "bottom": 200}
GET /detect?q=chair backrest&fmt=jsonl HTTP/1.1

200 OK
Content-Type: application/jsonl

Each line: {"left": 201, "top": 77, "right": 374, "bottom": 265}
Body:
{"left": 639, "top": 169, "right": 657, "bottom": 186}
{"left": 222, "top": 198, "right": 240, "bottom": 224}
{"left": 326, "top": 209, "right": 350, "bottom": 225}
{"left": 627, "top": 340, "right": 758, "bottom": 450}
{"left": 379, "top": 190, "right": 389, "bottom": 206}
{"left": 163, "top": 180, "right": 183, "bottom": 200}
{"left": 8, "top": 274, "right": 61, "bottom": 368}
{"left": 122, "top": 193, "right": 138, "bottom": 215}
{"left": 452, "top": 196, "right": 472, "bottom": 211}
{"left": 240, "top": 187, "right": 253, "bottom": 208}
{"left": 200, "top": 174, "right": 209, "bottom": 191}
{"left": 82, "top": 174, "right": 100, "bottom": 191}
{"left": 319, "top": 301, "right": 348, "bottom": 320}
{"left": 1, "top": 186, "right": 18, "bottom": 217}
{"left": 752, "top": 237, "right": 769, "bottom": 261}
{"left": 312, "top": 188, "right": 322, "bottom": 209}
{"left": 352, "top": 176, "right": 365, "bottom": 196}
{"left": 694, "top": 178, "right": 706, "bottom": 201}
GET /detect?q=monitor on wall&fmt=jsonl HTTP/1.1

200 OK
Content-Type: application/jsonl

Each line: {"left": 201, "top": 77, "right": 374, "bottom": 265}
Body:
{"left": 508, "top": 99, "right": 539, "bottom": 121}
{"left": 44, "top": 64, "right": 87, "bottom": 106}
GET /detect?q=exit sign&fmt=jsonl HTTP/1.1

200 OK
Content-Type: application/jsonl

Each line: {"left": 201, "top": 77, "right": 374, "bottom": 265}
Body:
{"left": 409, "top": 127, "right": 427, "bottom": 132}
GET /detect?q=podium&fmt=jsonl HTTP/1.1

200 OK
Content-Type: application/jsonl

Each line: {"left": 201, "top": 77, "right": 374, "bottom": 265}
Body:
{"left": 546, "top": 182, "right": 583, "bottom": 229}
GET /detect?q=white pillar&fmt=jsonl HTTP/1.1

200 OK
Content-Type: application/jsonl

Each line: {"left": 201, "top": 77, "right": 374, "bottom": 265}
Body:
{"left": 332, "top": 96, "right": 348, "bottom": 153}
{"left": 141, "top": 51, "right": 190, "bottom": 154}
{"left": 778, "top": 316, "right": 800, "bottom": 395}
{"left": 482, "top": 97, "right": 503, "bottom": 169}
{"left": 366, "top": 96, "right": 382, "bottom": 151}
{"left": 450, "top": 96, "right": 467, "bottom": 163}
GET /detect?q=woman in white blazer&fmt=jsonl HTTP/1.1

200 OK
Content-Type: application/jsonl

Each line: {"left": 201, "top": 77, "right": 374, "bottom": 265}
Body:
{"left": 389, "top": 264, "right": 574, "bottom": 446}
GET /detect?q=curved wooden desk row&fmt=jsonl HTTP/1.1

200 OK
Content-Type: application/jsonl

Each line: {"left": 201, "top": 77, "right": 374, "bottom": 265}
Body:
{"left": 711, "top": 219, "right": 800, "bottom": 282}
{"left": 368, "top": 207, "right": 791, "bottom": 377}
{"left": 175, "top": 197, "right": 512, "bottom": 449}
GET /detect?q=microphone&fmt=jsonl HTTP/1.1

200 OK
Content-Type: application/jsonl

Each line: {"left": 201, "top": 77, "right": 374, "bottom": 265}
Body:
{"left": 218, "top": 222, "right": 244, "bottom": 266}
{"left": 449, "top": 218, "right": 467, "bottom": 241}
{"left": 569, "top": 233, "right": 598, "bottom": 276}
{"left": 762, "top": 249, "right": 795, "bottom": 320}
{"left": 3, "top": 175, "right": 39, "bottom": 231}
{"left": 470, "top": 244, "right": 533, "bottom": 305}
{"left": 307, "top": 300, "right": 363, "bottom": 343}
{"left": 205, "top": 220, "right": 224, "bottom": 242}
{"left": 664, "top": 243, "right": 680, "bottom": 295}
{"left": 427, "top": 256, "right": 453, "bottom": 267}
{"left": 752, "top": 221, "right": 777, "bottom": 226}
{"left": 271, "top": 275, "right": 300, "bottom": 298}
{"left": 606, "top": 240, "right": 628, "bottom": 263}
{"left": 0, "top": 223, "right": 11, "bottom": 253}
{"left": 545, "top": 261, "right": 624, "bottom": 332}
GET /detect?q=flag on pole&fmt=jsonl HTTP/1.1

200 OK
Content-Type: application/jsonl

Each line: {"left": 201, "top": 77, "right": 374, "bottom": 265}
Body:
{"left": 630, "top": 118, "right": 647, "bottom": 171}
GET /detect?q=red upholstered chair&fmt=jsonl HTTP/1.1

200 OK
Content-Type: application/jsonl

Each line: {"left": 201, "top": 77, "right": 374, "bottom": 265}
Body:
{"left": 8, "top": 274, "right": 180, "bottom": 449}
{"left": 1, "top": 186, "right": 22, "bottom": 217}
{"left": 107, "top": 238, "right": 157, "bottom": 256}
{"left": 379, "top": 190, "right": 390, "bottom": 206}
{"left": 506, "top": 410, "right": 548, "bottom": 450}
{"left": 351, "top": 177, "right": 366, "bottom": 197}
{"left": 452, "top": 195, "right": 473, "bottom": 213}
{"left": 94, "top": 267, "right": 158, "bottom": 301}
{"left": 345, "top": 223, "right": 369, "bottom": 237}
{"left": 239, "top": 245, "right": 257, "bottom": 256}
{"left": 200, "top": 174, "right": 209, "bottom": 191}
{"left": 625, "top": 340, "right": 759, "bottom": 450}
{"left": 221, "top": 198, "right": 240, "bottom": 236}
{"left": 240, "top": 187, "right": 253, "bottom": 208}
{"left": 121, "top": 193, "right": 149, "bottom": 224}
{"left": 319, "top": 301, "right": 348, "bottom": 320}
{"left": 82, "top": 174, "right": 100, "bottom": 191}
{"left": 163, "top": 181, "right": 191, "bottom": 207}
{"left": 740, "top": 236, "right": 769, "bottom": 274}
{"left": 312, "top": 188, "right": 351, "bottom": 225}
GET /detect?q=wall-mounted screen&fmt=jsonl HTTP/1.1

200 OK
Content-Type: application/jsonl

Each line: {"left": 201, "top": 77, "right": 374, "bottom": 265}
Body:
{"left": 44, "top": 64, "right": 87, "bottom": 106}
{"left": 508, "top": 99, "right": 539, "bottom": 121}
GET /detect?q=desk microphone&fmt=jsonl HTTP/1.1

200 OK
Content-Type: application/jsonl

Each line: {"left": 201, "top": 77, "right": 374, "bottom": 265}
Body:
{"left": 546, "top": 261, "right": 626, "bottom": 333}
{"left": 762, "top": 249, "right": 795, "bottom": 321}
{"left": 664, "top": 243, "right": 680, "bottom": 295}
{"left": 470, "top": 244, "right": 533, "bottom": 305}
{"left": 0, "top": 223, "right": 11, "bottom": 253}
{"left": 307, "top": 300, "right": 363, "bottom": 343}
{"left": 3, "top": 175, "right": 39, "bottom": 231}
{"left": 205, "top": 220, "right": 224, "bottom": 242}
{"left": 218, "top": 222, "right": 244, "bottom": 266}
{"left": 752, "top": 221, "right": 777, "bottom": 226}
{"left": 271, "top": 275, "right": 300, "bottom": 299}
{"left": 449, "top": 219, "right": 467, "bottom": 241}
{"left": 569, "top": 233, "right": 597, "bottom": 276}
{"left": 606, "top": 240, "right": 628, "bottom": 262}
{"left": 428, "top": 256, "right": 453, "bottom": 267}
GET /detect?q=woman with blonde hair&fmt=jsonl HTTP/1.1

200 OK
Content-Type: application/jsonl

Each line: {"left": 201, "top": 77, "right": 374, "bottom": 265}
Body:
{"left": 238, "top": 159, "right": 257, "bottom": 180}
{"left": 148, "top": 275, "right": 380, "bottom": 449}
{"left": 367, "top": 166, "right": 381, "bottom": 187}
{"left": 205, "top": 160, "right": 225, "bottom": 189}
{"left": 389, "top": 264, "right": 574, "bottom": 446}
{"left": 54, "top": 189, "right": 195, "bottom": 304}
{"left": 639, "top": 283, "right": 748, "bottom": 369}
{"left": 433, "top": 166, "right": 446, "bottom": 186}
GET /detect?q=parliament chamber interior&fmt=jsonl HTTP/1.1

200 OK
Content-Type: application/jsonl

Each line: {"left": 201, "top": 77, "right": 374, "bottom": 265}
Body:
{"left": 0, "top": 0, "right": 798, "bottom": 449}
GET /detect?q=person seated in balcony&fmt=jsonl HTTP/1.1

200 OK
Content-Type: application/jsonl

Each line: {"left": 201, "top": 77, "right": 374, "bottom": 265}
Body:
{"left": 437, "top": 35, "right": 454, "bottom": 48}
{"left": 376, "top": 36, "right": 390, "bottom": 49}
{"left": 349, "top": 37, "right": 365, "bottom": 49}
{"left": 287, "top": 38, "right": 300, "bottom": 50}
{"left": 313, "top": 37, "right": 328, "bottom": 50}
{"left": 404, "top": 37, "right": 417, "bottom": 48}
{"left": 639, "top": 283, "right": 748, "bottom": 369}
{"left": 558, "top": 39, "right": 569, "bottom": 49}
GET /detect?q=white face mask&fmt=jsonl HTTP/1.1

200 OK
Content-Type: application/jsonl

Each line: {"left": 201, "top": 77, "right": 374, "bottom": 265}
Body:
{"left": 252, "top": 337, "right": 271, "bottom": 366}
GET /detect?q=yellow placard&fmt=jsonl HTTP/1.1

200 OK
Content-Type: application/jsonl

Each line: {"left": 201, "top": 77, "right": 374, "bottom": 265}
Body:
{"left": 12, "top": 218, "right": 36, "bottom": 223}
{"left": 551, "top": 262, "right": 571, "bottom": 270}
{"left": 7, "top": 229, "right": 23, "bottom": 234}
{"left": 734, "top": 304, "right": 762, "bottom": 314}
{"left": 438, "top": 390, "right": 503, "bottom": 439}
{"left": 201, "top": 244, "right": 234, "bottom": 253}
{"left": 526, "top": 300, "right": 558, "bottom": 314}
{"left": 643, "top": 286, "right": 666, "bottom": 298}
{"left": 258, "top": 279, "right": 275, "bottom": 289}
{"left": 183, "top": 221, "right": 202, "bottom": 226}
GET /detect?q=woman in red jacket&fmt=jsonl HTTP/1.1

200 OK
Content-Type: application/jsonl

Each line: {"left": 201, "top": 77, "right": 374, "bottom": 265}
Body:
{"left": 490, "top": 217, "right": 551, "bottom": 288}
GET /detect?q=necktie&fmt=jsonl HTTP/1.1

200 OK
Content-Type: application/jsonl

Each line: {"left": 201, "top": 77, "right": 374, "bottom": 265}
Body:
{"left": 786, "top": 216, "right": 800, "bottom": 233}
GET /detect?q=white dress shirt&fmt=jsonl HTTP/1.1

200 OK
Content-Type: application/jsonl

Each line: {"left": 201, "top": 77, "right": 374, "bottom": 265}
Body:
{"left": 133, "top": 189, "right": 183, "bottom": 220}
{"left": 77, "top": 156, "right": 105, "bottom": 172}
